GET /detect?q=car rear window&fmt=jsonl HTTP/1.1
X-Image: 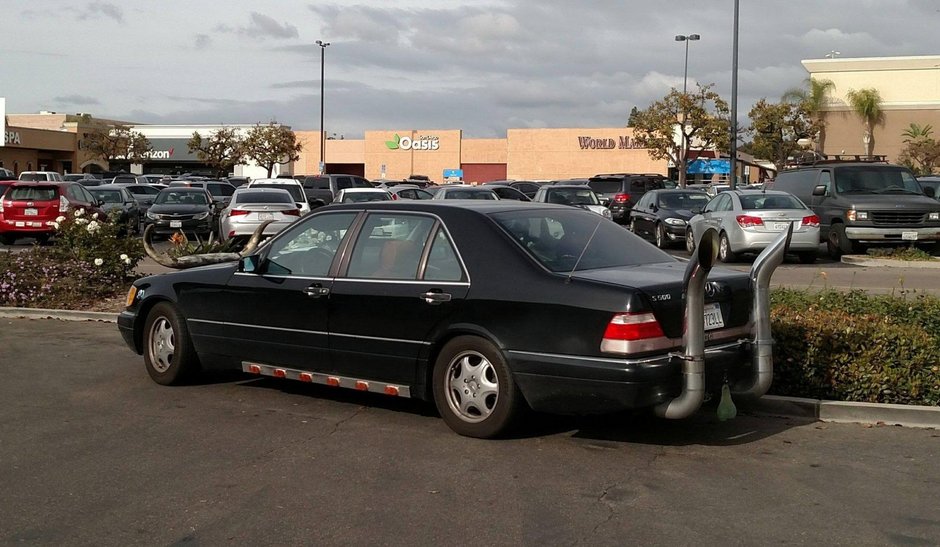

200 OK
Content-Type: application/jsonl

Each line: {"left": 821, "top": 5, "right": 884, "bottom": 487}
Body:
{"left": 547, "top": 188, "right": 599, "bottom": 205}
{"left": 7, "top": 186, "right": 59, "bottom": 201}
{"left": 588, "top": 180, "right": 621, "bottom": 194}
{"left": 303, "top": 177, "right": 330, "bottom": 190}
{"left": 236, "top": 191, "right": 294, "bottom": 204}
{"left": 446, "top": 189, "right": 497, "bottom": 200}
{"left": 254, "top": 184, "right": 304, "bottom": 203}
{"left": 491, "top": 209, "right": 673, "bottom": 272}
{"left": 740, "top": 194, "right": 804, "bottom": 210}
{"left": 18, "top": 173, "right": 48, "bottom": 182}
{"left": 90, "top": 189, "right": 124, "bottom": 203}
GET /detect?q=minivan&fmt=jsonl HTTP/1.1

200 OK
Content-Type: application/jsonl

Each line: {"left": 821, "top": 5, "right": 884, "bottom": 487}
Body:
{"left": 587, "top": 173, "right": 670, "bottom": 224}
{"left": 769, "top": 161, "right": 940, "bottom": 257}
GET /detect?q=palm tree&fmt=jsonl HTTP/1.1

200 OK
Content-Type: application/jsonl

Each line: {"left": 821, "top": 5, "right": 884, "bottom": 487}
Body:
{"left": 902, "top": 123, "right": 933, "bottom": 143}
{"left": 782, "top": 78, "right": 835, "bottom": 153}
{"left": 846, "top": 88, "right": 884, "bottom": 158}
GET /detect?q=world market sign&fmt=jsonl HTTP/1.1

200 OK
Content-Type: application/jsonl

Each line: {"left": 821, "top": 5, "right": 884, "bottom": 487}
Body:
{"left": 577, "top": 135, "right": 645, "bottom": 150}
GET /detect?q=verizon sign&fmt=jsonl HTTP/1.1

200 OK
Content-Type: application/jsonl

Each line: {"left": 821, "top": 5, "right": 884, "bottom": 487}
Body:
{"left": 577, "top": 135, "right": 645, "bottom": 150}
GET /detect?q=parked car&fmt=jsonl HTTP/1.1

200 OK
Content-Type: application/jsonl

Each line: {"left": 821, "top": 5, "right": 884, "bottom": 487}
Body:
{"left": 140, "top": 174, "right": 172, "bottom": 185}
{"left": 64, "top": 173, "right": 101, "bottom": 184}
{"left": 113, "top": 183, "right": 161, "bottom": 218}
{"left": 111, "top": 174, "right": 147, "bottom": 185}
{"left": 386, "top": 185, "right": 435, "bottom": 200}
{"left": 168, "top": 179, "right": 237, "bottom": 207}
{"left": 532, "top": 185, "right": 611, "bottom": 219}
{"left": 486, "top": 185, "right": 532, "bottom": 201}
{"left": 18, "top": 171, "right": 63, "bottom": 182}
{"left": 917, "top": 176, "right": 940, "bottom": 201}
{"left": 0, "top": 182, "right": 106, "bottom": 245}
{"left": 334, "top": 188, "right": 393, "bottom": 203}
{"left": 225, "top": 176, "right": 251, "bottom": 188}
{"left": 587, "top": 173, "right": 670, "bottom": 223}
{"left": 88, "top": 186, "right": 141, "bottom": 234}
{"left": 768, "top": 161, "right": 940, "bottom": 257}
{"left": 629, "top": 189, "right": 711, "bottom": 248}
{"left": 219, "top": 187, "right": 301, "bottom": 244}
{"left": 549, "top": 178, "right": 590, "bottom": 186}
{"left": 430, "top": 185, "right": 499, "bottom": 200}
{"left": 297, "top": 174, "right": 374, "bottom": 207}
{"left": 144, "top": 187, "right": 217, "bottom": 239}
{"left": 247, "top": 178, "right": 311, "bottom": 215}
{"left": 118, "top": 200, "right": 790, "bottom": 438}
{"left": 687, "top": 190, "right": 820, "bottom": 263}
{"left": 482, "top": 180, "right": 542, "bottom": 199}
{"left": 0, "top": 167, "right": 15, "bottom": 180}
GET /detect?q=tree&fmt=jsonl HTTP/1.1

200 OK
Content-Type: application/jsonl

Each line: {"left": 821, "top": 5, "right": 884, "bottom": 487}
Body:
{"left": 782, "top": 77, "right": 835, "bottom": 153}
{"left": 627, "top": 106, "right": 640, "bottom": 127}
{"left": 631, "top": 83, "right": 730, "bottom": 187}
{"left": 242, "top": 123, "right": 303, "bottom": 177}
{"left": 188, "top": 127, "right": 246, "bottom": 178}
{"left": 746, "top": 98, "right": 820, "bottom": 171}
{"left": 902, "top": 123, "right": 933, "bottom": 143}
{"left": 845, "top": 87, "right": 884, "bottom": 158}
{"left": 897, "top": 123, "right": 939, "bottom": 175}
{"left": 84, "top": 125, "right": 153, "bottom": 166}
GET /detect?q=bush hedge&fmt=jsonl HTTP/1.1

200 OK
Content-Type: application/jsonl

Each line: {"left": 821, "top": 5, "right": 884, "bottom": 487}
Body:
{"left": 770, "top": 289, "right": 940, "bottom": 406}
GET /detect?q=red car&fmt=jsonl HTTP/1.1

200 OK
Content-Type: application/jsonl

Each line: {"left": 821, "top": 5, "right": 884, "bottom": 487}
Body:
{"left": 0, "top": 182, "right": 105, "bottom": 245}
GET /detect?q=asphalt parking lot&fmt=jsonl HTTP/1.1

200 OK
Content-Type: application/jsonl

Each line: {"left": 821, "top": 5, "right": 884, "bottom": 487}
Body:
{"left": 1, "top": 318, "right": 938, "bottom": 545}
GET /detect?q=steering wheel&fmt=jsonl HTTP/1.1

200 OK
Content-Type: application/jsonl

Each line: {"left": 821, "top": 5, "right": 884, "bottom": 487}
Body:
{"left": 297, "top": 247, "right": 336, "bottom": 275}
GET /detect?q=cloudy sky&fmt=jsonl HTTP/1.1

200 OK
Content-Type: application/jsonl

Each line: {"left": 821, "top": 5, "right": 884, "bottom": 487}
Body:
{"left": 3, "top": 0, "right": 938, "bottom": 137}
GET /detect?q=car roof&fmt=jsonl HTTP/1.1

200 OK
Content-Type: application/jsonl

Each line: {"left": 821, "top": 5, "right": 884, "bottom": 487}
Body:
{"left": 548, "top": 185, "right": 592, "bottom": 190}
{"left": 159, "top": 186, "right": 207, "bottom": 192}
{"left": 324, "top": 199, "right": 571, "bottom": 215}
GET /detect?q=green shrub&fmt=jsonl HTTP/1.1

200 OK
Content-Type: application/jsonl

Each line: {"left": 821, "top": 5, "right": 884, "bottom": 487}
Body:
{"left": 866, "top": 246, "right": 936, "bottom": 261}
{"left": 771, "top": 289, "right": 940, "bottom": 406}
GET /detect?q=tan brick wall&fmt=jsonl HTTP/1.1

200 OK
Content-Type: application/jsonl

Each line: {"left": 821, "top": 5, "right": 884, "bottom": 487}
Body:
{"left": 821, "top": 108, "right": 940, "bottom": 164}
{"left": 461, "top": 138, "right": 508, "bottom": 164}
{"left": 364, "top": 130, "right": 462, "bottom": 181}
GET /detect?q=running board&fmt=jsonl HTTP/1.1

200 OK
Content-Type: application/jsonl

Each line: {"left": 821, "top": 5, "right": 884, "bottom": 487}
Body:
{"left": 241, "top": 361, "right": 412, "bottom": 398}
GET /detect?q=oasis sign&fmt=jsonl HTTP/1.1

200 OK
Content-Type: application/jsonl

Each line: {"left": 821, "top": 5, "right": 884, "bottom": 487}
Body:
{"left": 577, "top": 135, "right": 645, "bottom": 150}
{"left": 385, "top": 133, "right": 440, "bottom": 151}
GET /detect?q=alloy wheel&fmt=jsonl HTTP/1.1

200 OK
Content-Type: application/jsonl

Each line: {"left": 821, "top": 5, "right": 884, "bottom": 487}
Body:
{"left": 444, "top": 351, "right": 499, "bottom": 423}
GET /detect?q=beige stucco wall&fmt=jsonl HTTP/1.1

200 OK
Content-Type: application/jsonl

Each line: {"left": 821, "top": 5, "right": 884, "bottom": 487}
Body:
{"left": 364, "top": 130, "right": 462, "bottom": 180}
{"left": 506, "top": 128, "right": 666, "bottom": 180}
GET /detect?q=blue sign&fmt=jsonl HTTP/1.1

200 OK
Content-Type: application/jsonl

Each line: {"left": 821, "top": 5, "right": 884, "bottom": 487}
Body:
{"left": 443, "top": 168, "right": 463, "bottom": 179}
{"left": 686, "top": 158, "right": 730, "bottom": 175}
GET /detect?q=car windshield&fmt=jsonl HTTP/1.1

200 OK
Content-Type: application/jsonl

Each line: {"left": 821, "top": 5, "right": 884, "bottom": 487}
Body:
{"left": 740, "top": 194, "right": 805, "bottom": 210}
{"left": 547, "top": 189, "right": 599, "bottom": 205}
{"left": 658, "top": 192, "right": 710, "bottom": 209}
{"left": 491, "top": 209, "right": 673, "bottom": 272}
{"left": 254, "top": 184, "right": 304, "bottom": 202}
{"left": 128, "top": 185, "right": 160, "bottom": 196}
{"left": 235, "top": 191, "right": 294, "bottom": 204}
{"left": 90, "top": 189, "right": 124, "bottom": 203}
{"left": 7, "top": 186, "right": 58, "bottom": 201}
{"left": 445, "top": 189, "right": 497, "bottom": 200}
{"left": 834, "top": 166, "right": 922, "bottom": 194}
{"left": 155, "top": 191, "right": 208, "bottom": 205}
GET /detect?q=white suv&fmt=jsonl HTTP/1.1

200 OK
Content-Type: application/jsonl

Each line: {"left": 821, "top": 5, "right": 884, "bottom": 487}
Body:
{"left": 18, "top": 171, "right": 63, "bottom": 182}
{"left": 246, "top": 178, "right": 311, "bottom": 215}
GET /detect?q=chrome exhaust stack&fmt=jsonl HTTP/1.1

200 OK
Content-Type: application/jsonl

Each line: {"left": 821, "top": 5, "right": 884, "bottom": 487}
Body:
{"left": 734, "top": 223, "right": 793, "bottom": 398}
{"left": 655, "top": 227, "right": 719, "bottom": 419}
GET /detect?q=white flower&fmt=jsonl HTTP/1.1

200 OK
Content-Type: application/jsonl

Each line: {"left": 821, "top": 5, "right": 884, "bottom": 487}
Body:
{"left": 119, "top": 254, "right": 129, "bottom": 260}
{"left": 94, "top": 258, "right": 104, "bottom": 266}
{"left": 91, "top": 212, "right": 99, "bottom": 220}
{"left": 75, "top": 218, "right": 89, "bottom": 225}
{"left": 74, "top": 208, "right": 84, "bottom": 217}
{"left": 124, "top": 258, "right": 132, "bottom": 265}
{"left": 86, "top": 220, "right": 100, "bottom": 233}
{"left": 51, "top": 222, "right": 60, "bottom": 230}
{"left": 55, "top": 216, "right": 66, "bottom": 223}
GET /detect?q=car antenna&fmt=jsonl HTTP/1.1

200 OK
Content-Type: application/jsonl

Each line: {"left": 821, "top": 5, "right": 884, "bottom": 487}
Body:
{"left": 566, "top": 217, "right": 604, "bottom": 284}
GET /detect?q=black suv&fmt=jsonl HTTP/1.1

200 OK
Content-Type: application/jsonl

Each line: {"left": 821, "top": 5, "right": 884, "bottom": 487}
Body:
{"left": 769, "top": 158, "right": 940, "bottom": 257}
{"left": 297, "top": 174, "right": 373, "bottom": 207}
{"left": 587, "top": 173, "right": 671, "bottom": 224}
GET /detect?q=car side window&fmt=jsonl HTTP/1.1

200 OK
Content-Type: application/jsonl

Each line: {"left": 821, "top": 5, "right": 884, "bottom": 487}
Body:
{"left": 703, "top": 195, "right": 721, "bottom": 213}
{"left": 352, "top": 177, "right": 371, "bottom": 188}
{"left": 80, "top": 186, "right": 97, "bottom": 203}
{"left": 818, "top": 171, "right": 833, "bottom": 193}
{"left": 630, "top": 179, "right": 646, "bottom": 194}
{"left": 424, "top": 227, "right": 464, "bottom": 282}
{"left": 415, "top": 189, "right": 434, "bottom": 200}
{"left": 337, "top": 177, "right": 353, "bottom": 190}
{"left": 346, "top": 214, "right": 435, "bottom": 280}
{"left": 717, "top": 193, "right": 733, "bottom": 212}
{"left": 264, "top": 212, "right": 357, "bottom": 277}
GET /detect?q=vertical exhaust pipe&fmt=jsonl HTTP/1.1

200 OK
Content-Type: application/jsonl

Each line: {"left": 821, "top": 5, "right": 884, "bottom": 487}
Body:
{"left": 655, "top": 227, "right": 719, "bottom": 419}
{"left": 734, "top": 223, "right": 792, "bottom": 398}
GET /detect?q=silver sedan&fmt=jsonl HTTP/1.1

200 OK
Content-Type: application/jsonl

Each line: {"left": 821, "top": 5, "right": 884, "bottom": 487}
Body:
{"left": 219, "top": 187, "right": 302, "bottom": 243}
{"left": 686, "top": 190, "right": 821, "bottom": 263}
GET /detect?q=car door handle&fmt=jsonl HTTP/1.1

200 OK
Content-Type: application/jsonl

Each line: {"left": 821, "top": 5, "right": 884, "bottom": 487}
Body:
{"left": 423, "top": 291, "right": 452, "bottom": 305}
{"left": 303, "top": 284, "right": 330, "bottom": 298}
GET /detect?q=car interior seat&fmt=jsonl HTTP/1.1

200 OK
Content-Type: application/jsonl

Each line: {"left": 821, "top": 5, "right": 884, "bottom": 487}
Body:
{"left": 373, "top": 239, "right": 419, "bottom": 279}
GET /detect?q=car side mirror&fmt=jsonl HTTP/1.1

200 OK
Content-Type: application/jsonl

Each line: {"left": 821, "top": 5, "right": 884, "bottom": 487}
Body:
{"left": 691, "top": 206, "right": 704, "bottom": 214}
{"left": 812, "top": 185, "right": 828, "bottom": 196}
{"left": 924, "top": 186, "right": 936, "bottom": 198}
{"left": 96, "top": 199, "right": 105, "bottom": 206}
{"left": 650, "top": 204, "right": 658, "bottom": 212}
{"left": 238, "top": 255, "right": 261, "bottom": 274}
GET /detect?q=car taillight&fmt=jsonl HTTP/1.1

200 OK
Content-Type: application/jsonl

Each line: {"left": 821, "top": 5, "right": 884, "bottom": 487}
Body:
{"left": 283, "top": 209, "right": 301, "bottom": 216}
{"left": 801, "top": 214, "right": 820, "bottom": 227}
{"left": 228, "top": 209, "right": 250, "bottom": 216}
{"left": 603, "top": 312, "right": 665, "bottom": 341}
{"left": 391, "top": 193, "right": 399, "bottom": 200}
{"left": 613, "top": 193, "right": 630, "bottom": 204}
{"left": 735, "top": 215, "right": 764, "bottom": 228}
{"left": 59, "top": 195, "right": 69, "bottom": 212}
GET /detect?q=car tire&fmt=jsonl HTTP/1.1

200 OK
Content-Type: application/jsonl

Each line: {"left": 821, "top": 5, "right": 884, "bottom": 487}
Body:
{"left": 718, "top": 232, "right": 737, "bottom": 263}
{"left": 0, "top": 234, "right": 16, "bottom": 245}
{"left": 143, "top": 302, "right": 200, "bottom": 386}
{"left": 654, "top": 223, "right": 667, "bottom": 249}
{"left": 432, "top": 335, "right": 524, "bottom": 439}
{"left": 827, "top": 223, "right": 855, "bottom": 259}
{"left": 797, "top": 251, "right": 817, "bottom": 264}
{"left": 685, "top": 229, "right": 696, "bottom": 255}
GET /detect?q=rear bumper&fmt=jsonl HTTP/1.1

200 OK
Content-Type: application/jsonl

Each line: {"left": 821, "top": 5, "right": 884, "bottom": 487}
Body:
{"left": 845, "top": 226, "right": 940, "bottom": 242}
{"left": 221, "top": 219, "right": 294, "bottom": 239}
{"left": 508, "top": 341, "right": 752, "bottom": 414}
{"left": 0, "top": 219, "right": 56, "bottom": 234}
{"left": 734, "top": 228, "right": 819, "bottom": 253}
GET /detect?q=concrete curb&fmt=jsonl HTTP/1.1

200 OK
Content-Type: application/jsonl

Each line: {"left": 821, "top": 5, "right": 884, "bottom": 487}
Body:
{"left": 841, "top": 255, "right": 940, "bottom": 268}
{"left": 747, "top": 394, "right": 940, "bottom": 429}
{"left": 0, "top": 307, "right": 117, "bottom": 323}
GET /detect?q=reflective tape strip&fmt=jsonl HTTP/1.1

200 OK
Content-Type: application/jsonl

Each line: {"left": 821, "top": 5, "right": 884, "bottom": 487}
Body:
{"left": 241, "top": 362, "right": 410, "bottom": 398}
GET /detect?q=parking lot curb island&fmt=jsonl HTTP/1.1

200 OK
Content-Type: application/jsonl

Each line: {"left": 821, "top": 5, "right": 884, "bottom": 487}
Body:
{"left": 748, "top": 394, "right": 940, "bottom": 429}
{"left": 0, "top": 307, "right": 117, "bottom": 323}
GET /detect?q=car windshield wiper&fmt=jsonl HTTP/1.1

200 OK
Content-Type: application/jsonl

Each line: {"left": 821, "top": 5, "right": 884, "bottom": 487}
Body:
{"left": 873, "top": 187, "right": 920, "bottom": 195}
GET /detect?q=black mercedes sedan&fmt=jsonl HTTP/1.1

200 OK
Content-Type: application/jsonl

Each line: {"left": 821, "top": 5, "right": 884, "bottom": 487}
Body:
{"left": 144, "top": 187, "right": 217, "bottom": 239}
{"left": 118, "top": 201, "right": 791, "bottom": 438}
{"left": 628, "top": 189, "right": 711, "bottom": 249}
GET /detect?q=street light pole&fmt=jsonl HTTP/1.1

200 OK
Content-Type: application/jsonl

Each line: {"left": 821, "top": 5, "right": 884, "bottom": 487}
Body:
{"left": 675, "top": 33, "right": 699, "bottom": 187}
{"left": 316, "top": 40, "right": 330, "bottom": 175}
{"left": 730, "top": 0, "right": 739, "bottom": 189}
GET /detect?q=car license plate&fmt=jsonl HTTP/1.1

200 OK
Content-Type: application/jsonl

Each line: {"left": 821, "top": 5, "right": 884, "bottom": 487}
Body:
{"left": 170, "top": 220, "right": 182, "bottom": 228}
{"left": 704, "top": 302, "right": 724, "bottom": 330}
{"left": 25, "top": 208, "right": 38, "bottom": 216}
{"left": 902, "top": 231, "right": 918, "bottom": 241}
{"left": 259, "top": 212, "right": 274, "bottom": 220}
{"left": 772, "top": 222, "right": 790, "bottom": 231}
